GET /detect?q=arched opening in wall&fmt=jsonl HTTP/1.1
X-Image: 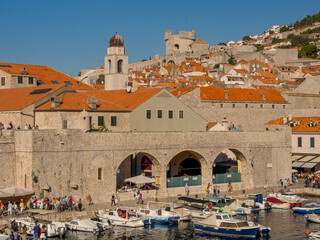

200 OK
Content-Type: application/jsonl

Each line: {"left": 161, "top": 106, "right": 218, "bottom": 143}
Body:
{"left": 116, "top": 152, "right": 160, "bottom": 192}
{"left": 168, "top": 60, "right": 175, "bottom": 65}
{"left": 96, "top": 75, "right": 105, "bottom": 85}
{"left": 166, "top": 150, "right": 204, "bottom": 188}
{"left": 212, "top": 148, "right": 246, "bottom": 184}
{"left": 108, "top": 60, "right": 112, "bottom": 73}
{"left": 175, "top": 44, "right": 180, "bottom": 50}
{"left": 117, "top": 60, "right": 123, "bottom": 73}
{"left": 162, "top": 59, "right": 167, "bottom": 65}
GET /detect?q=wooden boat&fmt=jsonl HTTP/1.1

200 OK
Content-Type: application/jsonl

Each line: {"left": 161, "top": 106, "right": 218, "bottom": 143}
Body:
{"left": 194, "top": 213, "right": 260, "bottom": 238}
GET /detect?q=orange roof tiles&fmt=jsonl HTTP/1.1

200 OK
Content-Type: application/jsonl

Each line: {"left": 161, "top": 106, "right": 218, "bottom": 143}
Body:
{"left": 234, "top": 69, "right": 248, "bottom": 73}
{"left": 36, "top": 88, "right": 163, "bottom": 112}
{"left": 0, "top": 62, "right": 96, "bottom": 91}
{"left": 266, "top": 117, "right": 320, "bottom": 132}
{"left": 207, "top": 122, "right": 218, "bottom": 130}
{"left": 0, "top": 85, "right": 66, "bottom": 111}
{"left": 171, "top": 87, "right": 198, "bottom": 97}
{"left": 192, "top": 39, "right": 209, "bottom": 45}
{"left": 200, "top": 88, "right": 287, "bottom": 102}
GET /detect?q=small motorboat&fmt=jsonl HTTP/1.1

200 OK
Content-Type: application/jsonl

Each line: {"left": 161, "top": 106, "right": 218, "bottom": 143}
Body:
{"left": 229, "top": 202, "right": 252, "bottom": 215}
{"left": 266, "top": 197, "right": 290, "bottom": 209}
{"left": 147, "top": 201, "right": 192, "bottom": 221}
{"left": 96, "top": 209, "right": 144, "bottom": 228}
{"left": 306, "top": 213, "right": 320, "bottom": 223}
{"left": 135, "top": 207, "right": 180, "bottom": 224}
{"left": 308, "top": 231, "right": 320, "bottom": 239}
{"left": 194, "top": 212, "right": 260, "bottom": 238}
{"left": 11, "top": 218, "right": 66, "bottom": 238}
{"left": 66, "top": 218, "right": 110, "bottom": 233}
{"left": 293, "top": 203, "right": 320, "bottom": 214}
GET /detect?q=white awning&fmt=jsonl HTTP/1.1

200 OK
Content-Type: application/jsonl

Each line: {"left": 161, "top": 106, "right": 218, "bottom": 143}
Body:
{"left": 292, "top": 162, "right": 305, "bottom": 168}
{"left": 301, "top": 162, "right": 319, "bottom": 169}
{"left": 310, "top": 156, "right": 320, "bottom": 162}
{"left": 291, "top": 155, "right": 305, "bottom": 161}
{"left": 124, "top": 175, "right": 156, "bottom": 184}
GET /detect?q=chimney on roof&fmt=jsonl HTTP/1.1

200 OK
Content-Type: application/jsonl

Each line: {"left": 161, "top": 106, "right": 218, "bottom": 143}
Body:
{"left": 224, "top": 90, "right": 229, "bottom": 99}
{"left": 21, "top": 67, "right": 28, "bottom": 75}
{"left": 261, "top": 92, "right": 266, "bottom": 100}
{"left": 50, "top": 96, "right": 62, "bottom": 110}
{"left": 288, "top": 114, "right": 293, "bottom": 121}
{"left": 87, "top": 97, "right": 98, "bottom": 110}
{"left": 131, "top": 80, "right": 139, "bottom": 93}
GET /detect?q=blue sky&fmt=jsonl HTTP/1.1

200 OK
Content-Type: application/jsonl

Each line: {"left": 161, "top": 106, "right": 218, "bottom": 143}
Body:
{"left": 1, "top": 0, "right": 320, "bottom": 76}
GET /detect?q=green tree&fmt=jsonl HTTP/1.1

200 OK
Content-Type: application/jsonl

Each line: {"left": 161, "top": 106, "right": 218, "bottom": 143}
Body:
{"left": 280, "top": 25, "right": 289, "bottom": 32}
{"left": 294, "top": 12, "right": 320, "bottom": 28}
{"left": 290, "top": 35, "right": 311, "bottom": 47}
{"left": 269, "top": 30, "right": 275, "bottom": 34}
{"left": 242, "top": 36, "right": 252, "bottom": 41}
{"left": 254, "top": 44, "right": 264, "bottom": 51}
{"left": 228, "top": 55, "right": 236, "bottom": 65}
{"left": 287, "top": 33, "right": 294, "bottom": 39}
{"left": 298, "top": 45, "right": 318, "bottom": 58}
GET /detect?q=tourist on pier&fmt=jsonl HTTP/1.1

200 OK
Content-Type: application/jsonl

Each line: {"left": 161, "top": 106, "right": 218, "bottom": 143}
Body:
{"left": 0, "top": 200, "right": 5, "bottom": 216}
{"left": 127, "top": 233, "right": 133, "bottom": 240}
{"left": 33, "top": 223, "right": 40, "bottom": 240}
{"left": 121, "top": 232, "right": 127, "bottom": 240}
{"left": 155, "top": 191, "right": 158, "bottom": 202}
{"left": 40, "top": 225, "right": 46, "bottom": 240}
{"left": 205, "top": 186, "right": 209, "bottom": 197}
{"left": 21, "top": 225, "right": 27, "bottom": 240}
{"left": 213, "top": 186, "right": 217, "bottom": 197}
{"left": 217, "top": 186, "right": 220, "bottom": 196}
{"left": 111, "top": 194, "right": 116, "bottom": 206}
{"left": 87, "top": 195, "right": 93, "bottom": 205}
{"left": 78, "top": 198, "right": 82, "bottom": 211}
{"left": 228, "top": 181, "right": 232, "bottom": 193}
{"left": 209, "top": 184, "right": 213, "bottom": 197}
{"left": 185, "top": 183, "right": 189, "bottom": 196}
{"left": 254, "top": 215, "right": 259, "bottom": 226}
{"left": 139, "top": 192, "right": 143, "bottom": 204}
{"left": 7, "top": 201, "right": 12, "bottom": 215}
{"left": 12, "top": 202, "right": 18, "bottom": 216}
{"left": 12, "top": 229, "right": 20, "bottom": 240}
{"left": 19, "top": 199, "right": 24, "bottom": 214}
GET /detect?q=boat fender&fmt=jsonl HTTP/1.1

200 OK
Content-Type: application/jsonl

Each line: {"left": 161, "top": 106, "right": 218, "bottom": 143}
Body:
{"left": 214, "top": 227, "right": 218, "bottom": 230}
{"left": 306, "top": 229, "right": 310, "bottom": 236}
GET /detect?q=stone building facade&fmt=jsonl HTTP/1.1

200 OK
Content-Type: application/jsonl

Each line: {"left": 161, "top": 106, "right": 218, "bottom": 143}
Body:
{"left": 0, "top": 128, "right": 291, "bottom": 202}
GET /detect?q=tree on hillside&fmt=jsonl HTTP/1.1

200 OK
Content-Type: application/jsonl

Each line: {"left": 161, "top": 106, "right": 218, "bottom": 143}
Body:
{"left": 294, "top": 12, "right": 320, "bottom": 28}
{"left": 280, "top": 25, "right": 289, "bottom": 32}
{"left": 298, "top": 45, "right": 318, "bottom": 58}
{"left": 228, "top": 55, "right": 236, "bottom": 65}
{"left": 242, "top": 36, "right": 252, "bottom": 41}
{"left": 290, "top": 35, "right": 310, "bottom": 47}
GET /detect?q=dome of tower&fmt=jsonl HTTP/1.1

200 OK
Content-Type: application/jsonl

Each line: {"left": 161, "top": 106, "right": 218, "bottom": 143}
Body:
{"left": 109, "top": 33, "right": 124, "bottom": 47}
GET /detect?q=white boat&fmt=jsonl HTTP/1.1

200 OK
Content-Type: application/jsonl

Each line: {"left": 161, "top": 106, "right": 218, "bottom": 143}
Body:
{"left": 11, "top": 218, "right": 66, "bottom": 238}
{"left": 0, "top": 235, "right": 9, "bottom": 240}
{"left": 96, "top": 209, "right": 144, "bottom": 228}
{"left": 135, "top": 207, "right": 180, "bottom": 224}
{"left": 66, "top": 218, "right": 110, "bottom": 233}
{"left": 306, "top": 213, "right": 320, "bottom": 223}
{"left": 309, "top": 231, "right": 320, "bottom": 239}
{"left": 147, "top": 201, "right": 192, "bottom": 221}
{"left": 229, "top": 202, "right": 252, "bottom": 215}
{"left": 194, "top": 213, "right": 261, "bottom": 238}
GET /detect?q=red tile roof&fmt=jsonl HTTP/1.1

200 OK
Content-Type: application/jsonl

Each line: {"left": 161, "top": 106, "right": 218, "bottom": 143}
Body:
{"left": 200, "top": 88, "right": 287, "bottom": 102}
{"left": 207, "top": 122, "right": 218, "bottom": 130}
{"left": 171, "top": 87, "right": 198, "bottom": 97}
{"left": 36, "top": 88, "right": 163, "bottom": 111}
{"left": 0, "top": 85, "right": 66, "bottom": 111}
{"left": 0, "top": 62, "right": 96, "bottom": 91}
{"left": 266, "top": 117, "right": 320, "bottom": 132}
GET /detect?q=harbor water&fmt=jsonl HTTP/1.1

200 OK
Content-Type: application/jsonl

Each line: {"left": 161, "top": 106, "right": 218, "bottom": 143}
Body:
{"left": 51, "top": 208, "right": 320, "bottom": 240}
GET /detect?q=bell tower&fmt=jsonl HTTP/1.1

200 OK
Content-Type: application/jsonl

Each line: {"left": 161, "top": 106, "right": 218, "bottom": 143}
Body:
{"left": 105, "top": 33, "right": 128, "bottom": 90}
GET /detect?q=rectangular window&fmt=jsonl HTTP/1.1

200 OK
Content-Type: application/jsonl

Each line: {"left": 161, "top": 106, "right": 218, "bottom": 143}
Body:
{"left": 89, "top": 116, "right": 92, "bottom": 127}
{"left": 179, "top": 110, "right": 184, "bottom": 119}
{"left": 272, "top": 104, "right": 275, "bottom": 109}
{"left": 157, "top": 110, "right": 162, "bottom": 119}
{"left": 168, "top": 110, "right": 173, "bottom": 119}
{"left": 310, "top": 137, "right": 315, "bottom": 148}
{"left": 98, "top": 116, "right": 104, "bottom": 126}
{"left": 28, "top": 77, "right": 34, "bottom": 84}
{"left": 1, "top": 77, "right": 5, "bottom": 86}
{"left": 220, "top": 104, "right": 223, "bottom": 108}
{"left": 18, "top": 76, "right": 23, "bottom": 84}
{"left": 298, "top": 137, "right": 302, "bottom": 147}
{"left": 232, "top": 104, "right": 235, "bottom": 108}
{"left": 245, "top": 104, "right": 248, "bottom": 108}
{"left": 146, "top": 110, "right": 151, "bottom": 119}
{"left": 283, "top": 105, "right": 286, "bottom": 109}
{"left": 51, "top": 81, "right": 59, "bottom": 85}
{"left": 64, "top": 81, "right": 73, "bottom": 85}
{"left": 98, "top": 168, "right": 102, "bottom": 180}
{"left": 111, "top": 116, "right": 117, "bottom": 126}
{"left": 260, "top": 104, "right": 264, "bottom": 108}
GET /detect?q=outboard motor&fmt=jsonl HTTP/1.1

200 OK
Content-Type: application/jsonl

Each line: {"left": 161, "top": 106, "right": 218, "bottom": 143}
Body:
{"left": 264, "top": 202, "right": 271, "bottom": 211}
{"left": 96, "top": 223, "right": 104, "bottom": 232}
{"left": 57, "top": 227, "right": 66, "bottom": 238}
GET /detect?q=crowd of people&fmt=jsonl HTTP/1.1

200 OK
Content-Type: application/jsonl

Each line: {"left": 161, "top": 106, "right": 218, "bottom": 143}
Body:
{"left": 205, "top": 183, "right": 221, "bottom": 197}
{"left": 0, "top": 121, "right": 39, "bottom": 131}
{"left": 304, "top": 172, "right": 320, "bottom": 188}
{"left": 0, "top": 220, "right": 47, "bottom": 240}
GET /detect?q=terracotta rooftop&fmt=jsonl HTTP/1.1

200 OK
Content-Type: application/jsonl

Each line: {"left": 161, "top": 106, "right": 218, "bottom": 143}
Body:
{"left": 266, "top": 116, "right": 320, "bottom": 132}
{"left": 0, "top": 85, "right": 66, "bottom": 111}
{"left": 36, "top": 88, "right": 163, "bottom": 112}
{"left": 171, "top": 87, "right": 198, "bottom": 97}
{"left": 207, "top": 122, "right": 218, "bottom": 130}
{"left": 0, "top": 62, "right": 96, "bottom": 91}
{"left": 192, "top": 39, "right": 209, "bottom": 45}
{"left": 200, "top": 88, "right": 287, "bottom": 102}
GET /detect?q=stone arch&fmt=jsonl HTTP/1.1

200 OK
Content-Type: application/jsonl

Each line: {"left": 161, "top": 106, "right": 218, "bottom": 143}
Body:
{"left": 212, "top": 148, "right": 250, "bottom": 185}
{"left": 166, "top": 150, "right": 207, "bottom": 188}
{"left": 116, "top": 152, "right": 161, "bottom": 190}
{"left": 175, "top": 44, "right": 180, "bottom": 50}
{"left": 117, "top": 59, "right": 123, "bottom": 73}
{"left": 168, "top": 60, "right": 175, "bottom": 65}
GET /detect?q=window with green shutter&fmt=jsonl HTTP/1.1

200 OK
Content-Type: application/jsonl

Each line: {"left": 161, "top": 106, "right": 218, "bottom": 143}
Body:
{"left": 98, "top": 116, "right": 104, "bottom": 126}
{"left": 111, "top": 116, "right": 117, "bottom": 126}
